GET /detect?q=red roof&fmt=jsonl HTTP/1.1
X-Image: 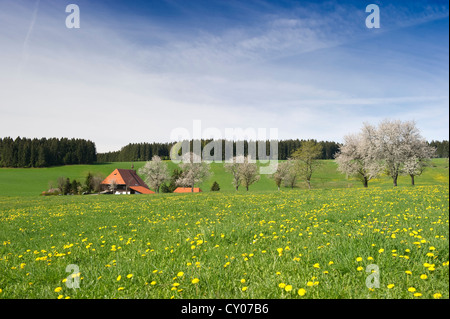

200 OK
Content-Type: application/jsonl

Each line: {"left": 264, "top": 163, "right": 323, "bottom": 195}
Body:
{"left": 174, "top": 187, "right": 202, "bottom": 193}
{"left": 129, "top": 186, "right": 155, "bottom": 194}
{"left": 102, "top": 169, "right": 154, "bottom": 193}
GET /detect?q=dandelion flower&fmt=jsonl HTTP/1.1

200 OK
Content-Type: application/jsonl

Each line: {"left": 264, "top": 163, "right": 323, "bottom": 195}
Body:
{"left": 127, "top": 274, "right": 133, "bottom": 279}
{"left": 278, "top": 283, "right": 286, "bottom": 289}
{"left": 54, "top": 287, "right": 62, "bottom": 293}
{"left": 242, "top": 287, "right": 248, "bottom": 292}
{"left": 357, "top": 266, "right": 364, "bottom": 271}
{"left": 413, "top": 292, "right": 422, "bottom": 297}
{"left": 191, "top": 278, "right": 199, "bottom": 284}
{"left": 405, "top": 270, "right": 412, "bottom": 275}
{"left": 378, "top": 248, "right": 384, "bottom": 254}
{"left": 298, "top": 288, "right": 306, "bottom": 296}
{"left": 57, "top": 295, "right": 63, "bottom": 299}
{"left": 387, "top": 284, "right": 395, "bottom": 289}
{"left": 116, "top": 275, "right": 121, "bottom": 281}
{"left": 118, "top": 287, "right": 124, "bottom": 291}
{"left": 150, "top": 281, "right": 156, "bottom": 285}
{"left": 420, "top": 274, "right": 427, "bottom": 280}
{"left": 240, "top": 279, "right": 246, "bottom": 284}
{"left": 408, "top": 287, "right": 416, "bottom": 293}
{"left": 306, "top": 281, "right": 314, "bottom": 287}
{"left": 177, "top": 272, "right": 184, "bottom": 277}
{"left": 433, "top": 293, "right": 442, "bottom": 299}
{"left": 313, "top": 263, "right": 320, "bottom": 269}
{"left": 285, "top": 285, "right": 293, "bottom": 292}
{"left": 356, "top": 257, "right": 362, "bottom": 262}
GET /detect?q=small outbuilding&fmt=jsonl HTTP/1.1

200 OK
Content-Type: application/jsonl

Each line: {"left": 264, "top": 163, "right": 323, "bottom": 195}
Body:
{"left": 173, "top": 187, "right": 202, "bottom": 193}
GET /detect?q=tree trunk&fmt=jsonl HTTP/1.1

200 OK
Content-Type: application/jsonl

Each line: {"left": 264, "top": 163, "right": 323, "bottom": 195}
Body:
{"left": 246, "top": 185, "right": 249, "bottom": 191}
{"left": 307, "top": 179, "right": 311, "bottom": 189}
{"left": 235, "top": 186, "right": 239, "bottom": 191}
{"left": 191, "top": 185, "right": 194, "bottom": 193}
{"left": 410, "top": 174, "right": 415, "bottom": 186}
{"left": 393, "top": 174, "right": 398, "bottom": 187}
{"left": 363, "top": 177, "right": 368, "bottom": 188}
{"left": 277, "top": 185, "right": 280, "bottom": 191}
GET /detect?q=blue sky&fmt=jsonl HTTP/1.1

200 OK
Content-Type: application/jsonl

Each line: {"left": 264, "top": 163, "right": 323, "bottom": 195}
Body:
{"left": 0, "top": 0, "right": 448, "bottom": 152}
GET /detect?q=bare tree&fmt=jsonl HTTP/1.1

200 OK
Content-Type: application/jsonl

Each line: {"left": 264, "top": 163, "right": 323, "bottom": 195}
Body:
{"left": 224, "top": 155, "right": 245, "bottom": 191}
{"left": 109, "top": 178, "right": 117, "bottom": 193}
{"left": 138, "top": 155, "right": 170, "bottom": 193}
{"left": 176, "top": 152, "right": 211, "bottom": 192}
{"left": 271, "top": 160, "right": 291, "bottom": 190}
{"left": 291, "top": 140, "right": 322, "bottom": 189}
{"left": 335, "top": 133, "right": 381, "bottom": 187}
{"left": 91, "top": 175, "right": 104, "bottom": 193}
{"left": 239, "top": 155, "right": 260, "bottom": 191}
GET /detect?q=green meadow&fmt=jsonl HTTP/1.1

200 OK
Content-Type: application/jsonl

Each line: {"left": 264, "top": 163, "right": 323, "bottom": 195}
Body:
{"left": 0, "top": 158, "right": 448, "bottom": 196}
{"left": 0, "top": 159, "right": 448, "bottom": 299}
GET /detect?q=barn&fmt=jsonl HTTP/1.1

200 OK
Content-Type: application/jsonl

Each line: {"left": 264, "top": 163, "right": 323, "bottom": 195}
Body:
{"left": 101, "top": 169, "right": 155, "bottom": 194}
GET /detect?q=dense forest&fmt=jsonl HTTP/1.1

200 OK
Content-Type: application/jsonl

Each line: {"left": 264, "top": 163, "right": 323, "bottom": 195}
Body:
{"left": 1, "top": 137, "right": 447, "bottom": 168}
{"left": 96, "top": 139, "right": 345, "bottom": 162}
{"left": 94, "top": 139, "right": 450, "bottom": 162}
{"left": 0, "top": 137, "right": 97, "bottom": 167}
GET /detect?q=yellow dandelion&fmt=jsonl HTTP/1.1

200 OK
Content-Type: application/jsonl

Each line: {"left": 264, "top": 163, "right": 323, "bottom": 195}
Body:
{"left": 433, "top": 293, "right": 442, "bottom": 299}
{"left": 278, "top": 283, "right": 286, "bottom": 289}
{"left": 54, "top": 287, "right": 62, "bottom": 293}
{"left": 285, "top": 285, "right": 293, "bottom": 292}
{"left": 413, "top": 292, "right": 422, "bottom": 297}
{"left": 242, "top": 287, "right": 248, "bottom": 292}
{"left": 420, "top": 274, "right": 427, "bottom": 280}
{"left": 177, "top": 272, "right": 184, "bottom": 277}
{"left": 298, "top": 288, "right": 306, "bottom": 296}
{"left": 387, "top": 284, "right": 395, "bottom": 289}
{"left": 313, "top": 263, "right": 320, "bottom": 269}
{"left": 357, "top": 266, "right": 364, "bottom": 271}
{"left": 356, "top": 257, "right": 362, "bottom": 262}
{"left": 116, "top": 275, "right": 121, "bottom": 281}
{"left": 240, "top": 279, "right": 246, "bottom": 284}
{"left": 408, "top": 287, "right": 416, "bottom": 293}
{"left": 127, "top": 274, "right": 133, "bottom": 279}
{"left": 191, "top": 278, "right": 199, "bottom": 284}
{"left": 150, "top": 281, "right": 156, "bottom": 285}
{"left": 405, "top": 270, "right": 412, "bottom": 275}
{"left": 118, "top": 287, "right": 124, "bottom": 291}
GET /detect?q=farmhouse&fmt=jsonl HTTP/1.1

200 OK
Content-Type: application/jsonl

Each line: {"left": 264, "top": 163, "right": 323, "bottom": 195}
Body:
{"left": 101, "top": 169, "right": 154, "bottom": 194}
{"left": 174, "top": 187, "right": 202, "bottom": 193}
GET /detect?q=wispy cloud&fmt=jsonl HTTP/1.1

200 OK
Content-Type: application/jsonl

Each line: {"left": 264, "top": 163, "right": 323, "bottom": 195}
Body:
{"left": 0, "top": 0, "right": 448, "bottom": 152}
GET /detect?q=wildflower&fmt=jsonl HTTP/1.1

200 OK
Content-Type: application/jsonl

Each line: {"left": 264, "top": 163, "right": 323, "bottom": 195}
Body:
{"left": 313, "top": 263, "right": 320, "bottom": 269}
{"left": 54, "top": 287, "right": 62, "bottom": 293}
{"left": 328, "top": 261, "right": 334, "bottom": 265}
{"left": 150, "top": 281, "right": 156, "bottom": 285}
{"left": 387, "top": 284, "right": 395, "bottom": 289}
{"left": 240, "top": 279, "right": 246, "bottom": 284}
{"left": 378, "top": 249, "right": 384, "bottom": 254}
{"left": 191, "top": 278, "right": 199, "bottom": 284}
{"left": 118, "top": 287, "right": 124, "bottom": 291}
{"left": 242, "top": 287, "right": 248, "bottom": 292}
{"left": 420, "top": 274, "right": 427, "bottom": 280}
{"left": 356, "top": 257, "right": 362, "bottom": 262}
{"left": 285, "top": 285, "right": 293, "bottom": 292}
{"left": 57, "top": 295, "right": 64, "bottom": 299}
{"left": 116, "top": 275, "right": 121, "bottom": 281}
{"left": 357, "top": 266, "right": 364, "bottom": 271}
{"left": 405, "top": 270, "right": 412, "bottom": 275}
{"left": 278, "top": 283, "right": 286, "bottom": 289}
{"left": 408, "top": 287, "right": 416, "bottom": 293}
{"left": 127, "top": 274, "right": 133, "bottom": 279}
{"left": 306, "top": 281, "right": 314, "bottom": 287}
{"left": 413, "top": 292, "right": 422, "bottom": 297}
{"left": 433, "top": 293, "right": 442, "bottom": 299}
{"left": 177, "top": 272, "right": 184, "bottom": 277}
{"left": 298, "top": 288, "right": 306, "bottom": 296}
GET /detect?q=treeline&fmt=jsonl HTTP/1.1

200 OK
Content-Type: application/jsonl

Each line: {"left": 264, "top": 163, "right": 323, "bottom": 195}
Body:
{"left": 97, "top": 139, "right": 342, "bottom": 162}
{"left": 429, "top": 140, "right": 449, "bottom": 158}
{"left": 0, "top": 137, "right": 97, "bottom": 168}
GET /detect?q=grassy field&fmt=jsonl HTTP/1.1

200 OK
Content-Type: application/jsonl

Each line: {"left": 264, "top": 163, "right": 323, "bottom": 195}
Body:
{"left": 0, "top": 185, "right": 448, "bottom": 299}
{"left": 0, "top": 159, "right": 448, "bottom": 299}
{"left": 0, "top": 158, "right": 448, "bottom": 196}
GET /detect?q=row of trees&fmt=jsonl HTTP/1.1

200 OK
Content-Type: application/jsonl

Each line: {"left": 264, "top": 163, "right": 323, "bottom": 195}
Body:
{"left": 334, "top": 120, "right": 436, "bottom": 187}
{"left": 44, "top": 172, "right": 105, "bottom": 195}
{"left": 0, "top": 137, "right": 97, "bottom": 168}
{"left": 97, "top": 139, "right": 342, "bottom": 162}
{"left": 137, "top": 120, "right": 440, "bottom": 193}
